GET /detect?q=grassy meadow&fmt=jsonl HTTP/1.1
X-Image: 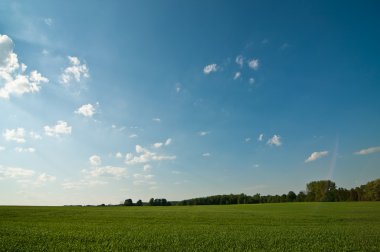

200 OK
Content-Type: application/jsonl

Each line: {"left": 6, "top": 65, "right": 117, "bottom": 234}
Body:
{"left": 0, "top": 202, "right": 379, "bottom": 251}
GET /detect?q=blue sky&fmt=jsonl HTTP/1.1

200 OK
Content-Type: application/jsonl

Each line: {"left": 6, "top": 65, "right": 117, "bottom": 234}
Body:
{"left": 0, "top": 1, "right": 379, "bottom": 205}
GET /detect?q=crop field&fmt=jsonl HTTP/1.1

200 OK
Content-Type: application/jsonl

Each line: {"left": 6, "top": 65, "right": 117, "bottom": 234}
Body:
{"left": 0, "top": 202, "right": 379, "bottom": 251}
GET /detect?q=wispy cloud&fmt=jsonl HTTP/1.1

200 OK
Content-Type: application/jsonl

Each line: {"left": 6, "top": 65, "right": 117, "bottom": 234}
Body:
{"left": 0, "top": 34, "right": 48, "bottom": 99}
{"left": 354, "top": 146, "right": 380, "bottom": 155}
{"left": 44, "top": 121, "right": 72, "bottom": 137}
{"left": 305, "top": 151, "right": 328, "bottom": 163}
{"left": 248, "top": 59, "right": 259, "bottom": 70}
{"left": 233, "top": 72, "right": 241, "bottom": 80}
{"left": 75, "top": 104, "right": 96, "bottom": 117}
{"left": 198, "top": 131, "right": 210, "bottom": 136}
{"left": 249, "top": 78, "right": 255, "bottom": 85}
{"left": 235, "top": 55, "right": 244, "bottom": 67}
{"left": 203, "top": 64, "right": 218, "bottom": 74}
{"left": 202, "top": 152, "right": 211, "bottom": 157}
{"left": 125, "top": 145, "right": 176, "bottom": 165}
{"left": 152, "top": 118, "right": 161, "bottom": 123}
{"left": 14, "top": 147, "right": 36, "bottom": 153}
{"left": 43, "top": 18, "right": 53, "bottom": 26}
{"left": 267, "top": 135, "right": 282, "bottom": 146}
{"left": 59, "top": 56, "right": 89, "bottom": 85}
{"left": 258, "top": 133, "right": 264, "bottom": 142}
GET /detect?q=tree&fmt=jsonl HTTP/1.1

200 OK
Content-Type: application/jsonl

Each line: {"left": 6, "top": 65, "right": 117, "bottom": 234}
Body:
{"left": 124, "top": 199, "right": 133, "bottom": 206}
{"left": 287, "top": 191, "right": 297, "bottom": 202}
{"left": 296, "top": 191, "right": 306, "bottom": 202}
{"left": 306, "top": 180, "right": 336, "bottom": 202}
{"left": 149, "top": 198, "right": 154, "bottom": 206}
{"left": 136, "top": 199, "right": 143, "bottom": 206}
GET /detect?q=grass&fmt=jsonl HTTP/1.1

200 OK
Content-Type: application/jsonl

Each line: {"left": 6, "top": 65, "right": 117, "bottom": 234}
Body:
{"left": 0, "top": 202, "right": 379, "bottom": 251}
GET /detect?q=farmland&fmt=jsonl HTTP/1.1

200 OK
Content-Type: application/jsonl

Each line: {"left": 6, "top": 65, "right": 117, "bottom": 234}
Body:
{"left": 0, "top": 202, "right": 379, "bottom": 251}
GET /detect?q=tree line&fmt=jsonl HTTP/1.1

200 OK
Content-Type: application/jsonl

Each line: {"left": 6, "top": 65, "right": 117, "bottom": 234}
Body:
{"left": 123, "top": 198, "right": 171, "bottom": 206}
{"left": 177, "top": 178, "right": 380, "bottom": 206}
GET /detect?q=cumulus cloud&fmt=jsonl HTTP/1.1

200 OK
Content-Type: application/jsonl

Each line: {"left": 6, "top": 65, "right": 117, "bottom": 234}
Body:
{"left": 233, "top": 72, "right": 241, "bottom": 80}
{"left": 165, "top": 138, "right": 172, "bottom": 146}
{"left": 248, "top": 59, "right": 259, "bottom": 70}
{"left": 44, "top": 121, "right": 72, "bottom": 137}
{"left": 202, "top": 152, "right": 211, "bottom": 157}
{"left": 153, "top": 142, "right": 163, "bottom": 149}
{"left": 305, "top": 151, "right": 328, "bottom": 163}
{"left": 267, "top": 135, "right": 282, "bottom": 146}
{"left": 129, "top": 134, "right": 138, "bottom": 138}
{"left": 125, "top": 145, "right": 176, "bottom": 165}
{"left": 75, "top": 104, "right": 96, "bottom": 117}
{"left": 152, "top": 118, "right": 161, "bottom": 123}
{"left": 115, "top": 152, "right": 123, "bottom": 158}
{"left": 245, "top": 138, "right": 251, "bottom": 142}
{"left": 59, "top": 56, "right": 89, "bottom": 85}
{"left": 3, "top": 128, "right": 26, "bottom": 143}
{"left": 235, "top": 55, "right": 244, "bottom": 67}
{"left": 89, "top": 155, "right": 102, "bottom": 166}
{"left": 143, "top": 164, "right": 152, "bottom": 172}
{"left": 0, "top": 34, "right": 48, "bottom": 99}
{"left": 203, "top": 64, "right": 218, "bottom": 74}
{"left": 14, "top": 147, "right": 36, "bottom": 153}
{"left": 354, "top": 146, "right": 380, "bottom": 155}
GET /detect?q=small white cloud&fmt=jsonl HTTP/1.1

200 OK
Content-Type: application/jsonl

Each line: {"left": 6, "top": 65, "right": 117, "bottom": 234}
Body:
{"left": 29, "top": 131, "right": 42, "bottom": 140}
{"left": 115, "top": 152, "right": 123, "bottom": 158}
{"left": 198, "top": 131, "right": 210, "bottom": 136}
{"left": 3, "top": 128, "right": 26, "bottom": 143}
{"left": 203, "top": 64, "right": 218, "bottom": 74}
{"left": 305, "top": 151, "right": 328, "bottom": 163}
{"left": 249, "top": 78, "right": 255, "bottom": 85}
{"left": 248, "top": 59, "right": 259, "bottom": 70}
{"left": 253, "top": 164, "right": 260, "bottom": 168}
{"left": 202, "top": 152, "right": 211, "bottom": 157}
{"left": 165, "top": 138, "right": 172, "bottom": 146}
{"left": 0, "top": 146, "right": 5, "bottom": 151}
{"left": 152, "top": 118, "right": 161, "bottom": 123}
{"left": 85, "top": 166, "right": 127, "bottom": 179}
{"left": 235, "top": 55, "right": 244, "bottom": 67}
{"left": 89, "top": 155, "right": 102, "bottom": 166}
{"left": 354, "top": 146, "right": 380, "bottom": 155}
{"left": 0, "top": 35, "right": 49, "bottom": 99}
{"left": 75, "top": 104, "right": 96, "bottom": 117}
{"left": 233, "top": 72, "right": 241, "bottom": 80}
{"left": 125, "top": 145, "right": 176, "bottom": 165}
{"left": 44, "top": 18, "right": 53, "bottom": 26}
{"left": 44, "top": 121, "right": 72, "bottom": 137}
{"left": 143, "top": 164, "right": 152, "bottom": 172}
{"left": 267, "top": 135, "right": 282, "bottom": 146}
{"left": 129, "top": 134, "right": 138, "bottom": 138}
{"left": 153, "top": 142, "right": 163, "bottom": 149}
{"left": 14, "top": 147, "right": 35, "bottom": 153}
{"left": 36, "top": 173, "right": 56, "bottom": 183}
{"left": 59, "top": 56, "right": 89, "bottom": 85}
{"left": 0, "top": 166, "right": 35, "bottom": 179}
{"left": 62, "top": 179, "right": 107, "bottom": 189}
{"left": 258, "top": 133, "right": 264, "bottom": 142}
{"left": 245, "top": 138, "right": 251, "bottom": 142}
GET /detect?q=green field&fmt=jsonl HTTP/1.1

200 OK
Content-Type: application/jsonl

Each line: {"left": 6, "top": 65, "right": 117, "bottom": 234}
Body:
{"left": 0, "top": 202, "right": 379, "bottom": 251}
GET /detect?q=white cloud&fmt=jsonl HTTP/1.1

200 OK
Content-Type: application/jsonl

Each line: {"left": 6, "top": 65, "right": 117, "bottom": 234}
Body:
{"left": 152, "top": 118, "right": 161, "bottom": 123}
{"left": 354, "top": 146, "right": 380, "bottom": 155}
{"left": 59, "top": 56, "right": 89, "bottom": 85}
{"left": 143, "top": 164, "right": 152, "bottom": 172}
{"left": 89, "top": 155, "right": 102, "bottom": 166}
{"left": 44, "top": 121, "right": 72, "bottom": 137}
{"left": 258, "top": 133, "right": 264, "bottom": 142}
{"left": 245, "top": 138, "right": 251, "bottom": 142}
{"left": 153, "top": 142, "right": 163, "bottom": 149}
{"left": 62, "top": 179, "right": 107, "bottom": 190}
{"left": 203, "top": 64, "right": 218, "bottom": 74}
{"left": 305, "top": 151, "right": 328, "bottom": 163}
{"left": 85, "top": 166, "right": 127, "bottom": 179}
{"left": 248, "top": 59, "right": 259, "bottom": 70}
{"left": 44, "top": 18, "right": 53, "bottom": 26}
{"left": 202, "top": 152, "right": 211, "bottom": 157}
{"left": 233, "top": 72, "right": 241, "bottom": 80}
{"left": 129, "top": 134, "right": 138, "bottom": 138}
{"left": 0, "top": 146, "right": 5, "bottom": 151}
{"left": 3, "top": 128, "right": 26, "bottom": 143}
{"left": 0, "top": 35, "right": 48, "bottom": 99}
{"left": 0, "top": 166, "right": 35, "bottom": 179}
{"left": 115, "top": 152, "right": 123, "bottom": 158}
{"left": 235, "top": 55, "right": 244, "bottom": 67}
{"left": 36, "top": 173, "right": 56, "bottom": 183}
{"left": 249, "top": 78, "right": 255, "bottom": 85}
{"left": 75, "top": 104, "right": 96, "bottom": 117}
{"left": 198, "top": 131, "right": 210, "bottom": 136}
{"left": 165, "top": 138, "right": 172, "bottom": 146}
{"left": 125, "top": 145, "right": 176, "bottom": 165}
{"left": 14, "top": 147, "right": 35, "bottom": 153}
{"left": 267, "top": 135, "right": 282, "bottom": 146}
{"left": 29, "top": 131, "right": 42, "bottom": 140}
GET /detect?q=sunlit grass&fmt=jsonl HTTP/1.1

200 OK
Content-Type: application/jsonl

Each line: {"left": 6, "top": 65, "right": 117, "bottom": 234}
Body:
{"left": 0, "top": 202, "right": 379, "bottom": 251}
